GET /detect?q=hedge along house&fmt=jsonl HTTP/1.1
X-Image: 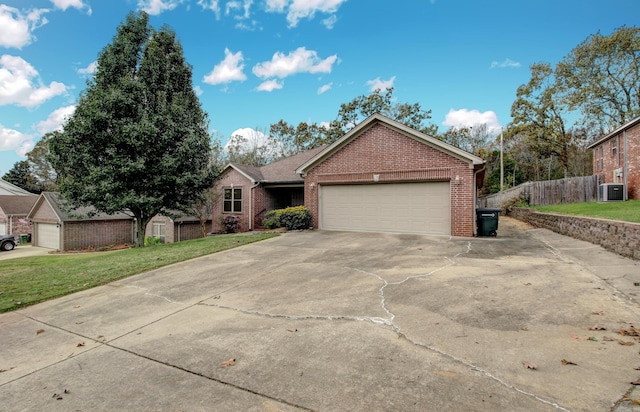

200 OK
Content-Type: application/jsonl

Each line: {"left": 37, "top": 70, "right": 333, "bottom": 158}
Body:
{"left": 296, "top": 114, "right": 485, "bottom": 237}
{"left": 212, "top": 146, "right": 327, "bottom": 232}
{"left": 587, "top": 116, "right": 640, "bottom": 200}
{"left": 27, "top": 192, "right": 134, "bottom": 250}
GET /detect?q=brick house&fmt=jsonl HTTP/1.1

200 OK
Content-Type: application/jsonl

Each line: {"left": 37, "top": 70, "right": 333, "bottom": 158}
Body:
{"left": 0, "top": 195, "right": 38, "bottom": 236}
{"left": 587, "top": 116, "right": 640, "bottom": 200}
{"left": 215, "top": 114, "right": 485, "bottom": 237}
{"left": 27, "top": 192, "right": 134, "bottom": 250}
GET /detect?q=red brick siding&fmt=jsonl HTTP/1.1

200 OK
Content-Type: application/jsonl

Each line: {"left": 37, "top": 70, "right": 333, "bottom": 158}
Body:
{"left": 212, "top": 169, "right": 252, "bottom": 232}
{"left": 0, "top": 213, "right": 31, "bottom": 236}
{"left": 252, "top": 185, "right": 270, "bottom": 228}
{"left": 62, "top": 220, "right": 133, "bottom": 250}
{"left": 304, "top": 123, "right": 477, "bottom": 237}
{"left": 592, "top": 122, "right": 640, "bottom": 200}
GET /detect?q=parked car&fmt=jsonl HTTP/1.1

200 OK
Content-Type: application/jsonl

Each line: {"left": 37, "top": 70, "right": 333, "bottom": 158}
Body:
{"left": 0, "top": 234, "right": 17, "bottom": 251}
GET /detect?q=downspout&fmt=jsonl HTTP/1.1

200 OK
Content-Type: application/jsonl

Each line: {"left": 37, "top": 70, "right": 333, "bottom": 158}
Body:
{"left": 623, "top": 130, "right": 629, "bottom": 201}
{"left": 474, "top": 166, "right": 486, "bottom": 236}
{"left": 249, "top": 181, "right": 260, "bottom": 231}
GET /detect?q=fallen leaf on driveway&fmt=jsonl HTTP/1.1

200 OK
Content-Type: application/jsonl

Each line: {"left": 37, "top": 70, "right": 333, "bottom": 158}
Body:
{"left": 561, "top": 359, "right": 577, "bottom": 365}
{"left": 619, "top": 340, "right": 635, "bottom": 346}
{"left": 631, "top": 381, "right": 640, "bottom": 385}
{"left": 592, "top": 310, "right": 604, "bottom": 315}
{"left": 0, "top": 366, "right": 16, "bottom": 373}
{"left": 221, "top": 358, "right": 236, "bottom": 368}
{"left": 589, "top": 326, "right": 606, "bottom": 331}
{"left": 288, "top": 328, "right": 298, "bottom": 333}
{"left": 77, "top": 342, "right": 85, "bottom": 347}
{"left": 588, "top": 336, "right": 599, "bottom": 342}
{"left": 603, "top": 336, "right": 616, "bottom": 341}
{"left": 522, "top": 361, "right": 537, "bottom": 370}
{"left": 36, "top": 329, "right": 45, "bottom": 335}
{"left": 618, "top": 326, "right": 640, "bottom": 336}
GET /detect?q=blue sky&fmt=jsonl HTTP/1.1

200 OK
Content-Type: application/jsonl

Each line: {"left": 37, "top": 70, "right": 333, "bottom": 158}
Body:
{"left": 1, "top": 0, "right": 639, "bottom": 176}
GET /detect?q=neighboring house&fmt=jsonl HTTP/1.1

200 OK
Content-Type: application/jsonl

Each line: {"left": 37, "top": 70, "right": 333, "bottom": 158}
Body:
{"left": 0, "top": 179, "right": 33, "bottom": 196}
{"left": 587, "top": 116, "right": 640, "bottom": 200}
{"left": 27, "top": 192, "right": 134, "bottom": 250}
{"left": 144, "top": 213, "right": 212, "bottom": 243}
{"left": 215, "top": 114, "right": 485, "bottom": 237}
{"left": 0, "top": 195, "right": 38, "bottom": 236}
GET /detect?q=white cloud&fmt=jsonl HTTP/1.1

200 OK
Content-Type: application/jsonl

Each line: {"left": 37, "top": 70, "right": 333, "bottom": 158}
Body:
{"left": 50, "top": 0, "right": 92, "bottom": 15}
{"left": 0, "top": 55, "right": 68, "bottom": 108}
{"left": 252, "top": 47, "right": 338, "bottom": 79}
{"left": 197, "top": 0, "right": 221, "bottom": 18}
{"left": 443, "top": 109, "right": 502, "bottom": 134}
{"left": 0, "top": 5, "right": 49, "bottom": 49}
{"left": 256, "top": 79, "right": 283, "bottom": 92}
{"left": 36, "top": 105, "right": 76, "bottom": 135}
{"left": 138, "top": 0, "right": 184, "bottom": 15}
{"left": 225, "top": 127, "right": 278, "bottom": 154}
{"left": 490, "top": 58, "right": 521, "bottom": 69}
{"left": 0, "top": 123, "right": 34, "bottom": 156}
{"left": 194, "top": 85, "right": 204, "bottom": 96}
{"left": 265, "top": 0, "right": 346, "bottom": 27}
{"left": 322, "top": 14, "right": 337, "bottom": 29}
{"left": 366, "top": 76, "right": 395, "bottom": 92}
{"left": 204, "top": 48, "right": 247, "bottom": 85}
{"left": 317, "top": 82, "right": 332, "bottom": 94}
{"left": 77, "top": 61, "right": 97, "bottom": 75}
{"left": 226, "top": 0, "right": 252, "bottom": 19}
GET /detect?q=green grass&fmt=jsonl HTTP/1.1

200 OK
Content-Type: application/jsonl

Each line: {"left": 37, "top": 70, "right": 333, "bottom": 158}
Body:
{"left": 0, "top": 233, "right": 278, "bottom": 313}
{"left": 532, "top": 200, "right": 640, "bottom": 223}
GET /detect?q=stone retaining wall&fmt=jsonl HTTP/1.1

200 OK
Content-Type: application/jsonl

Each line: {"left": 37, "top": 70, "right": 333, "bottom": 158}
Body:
{"left": 509, "top": 207, "right": 640, "bottom": 260}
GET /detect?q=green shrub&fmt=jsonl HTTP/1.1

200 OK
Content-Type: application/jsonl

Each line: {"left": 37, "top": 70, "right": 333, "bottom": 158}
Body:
{"left": 144, "top": 236, "right": 163, "bottom": 246}
{"left": 262, "top": 206, "right": 312, "bottom": 230}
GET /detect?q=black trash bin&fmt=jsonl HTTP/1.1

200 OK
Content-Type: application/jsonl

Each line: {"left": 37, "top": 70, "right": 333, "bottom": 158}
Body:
{"left": 476, "top": 208, "right": 501, "bottom": 237}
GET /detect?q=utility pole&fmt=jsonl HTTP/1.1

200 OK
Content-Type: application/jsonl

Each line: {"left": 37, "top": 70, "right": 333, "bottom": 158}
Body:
{"left": 500, "top": 130, "right": 504, "bottom": 191}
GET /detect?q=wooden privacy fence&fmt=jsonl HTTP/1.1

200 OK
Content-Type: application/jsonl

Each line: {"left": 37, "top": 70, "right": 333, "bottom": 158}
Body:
{"left": 479, "top": 175, "right": 603, "bottom": 208}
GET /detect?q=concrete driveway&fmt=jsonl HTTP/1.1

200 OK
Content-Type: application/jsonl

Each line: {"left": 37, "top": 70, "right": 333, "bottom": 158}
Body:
{"left": 1, "top": 217, "right": 639, "bottom": 411}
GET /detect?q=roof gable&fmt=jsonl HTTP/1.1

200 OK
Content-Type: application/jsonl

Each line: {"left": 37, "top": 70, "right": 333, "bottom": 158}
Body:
{"left": 296, "top": 114, "right": 484, "bottom": 175}
{"left": 28, "top": 192, "right": 133, "bottom": 222}
{"left": 0, "top": 179, "right": 33, "bottom": 195}
{"left": 221, "top": 145, "right": 327, "bottom": 184}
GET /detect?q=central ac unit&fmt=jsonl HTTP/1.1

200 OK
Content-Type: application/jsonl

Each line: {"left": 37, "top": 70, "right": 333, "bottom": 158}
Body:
{"left": 599, "top": 183, "right": 625, "bottom": 201}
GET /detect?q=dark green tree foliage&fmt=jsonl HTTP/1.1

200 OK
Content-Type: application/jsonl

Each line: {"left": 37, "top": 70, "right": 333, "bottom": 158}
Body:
{"left": 50, "top": 12, "right": 214, "bottom": 246}
{"left": 2, "top": 160, "right": 34, "bottom": 192}
{"left": 269, "top": 88, "right": 438, "bottom": 157}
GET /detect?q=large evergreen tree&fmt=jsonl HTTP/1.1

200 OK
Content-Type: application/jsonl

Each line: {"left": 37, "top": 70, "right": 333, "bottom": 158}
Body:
{"left": 50, "top": 12, "right": 214, "bottom": 246}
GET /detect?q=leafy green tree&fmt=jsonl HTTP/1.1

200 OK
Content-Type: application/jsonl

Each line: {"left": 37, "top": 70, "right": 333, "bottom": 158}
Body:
{"left": 27, "top": 132, "right": 58, "bottom": 192}
{"left": 510, "top": 63, "right": 586, "bottom": 178}
{"left": 438, "top": 123, "right": 493, "bottom": 157}
{"left": 268, "top": 88, "right": 438, "bottom": 157}
{"left": 2, "top": 160, "right": 35, "bottom": 192}
{"left": 556, "top": 26, "right": 640, "bottom": 133}
{"left": 50, "top": 12, "right": 214, "bottom": 246}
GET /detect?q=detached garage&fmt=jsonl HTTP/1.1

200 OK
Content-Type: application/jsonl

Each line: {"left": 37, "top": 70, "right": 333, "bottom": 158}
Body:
{"left": 297, "top": 114, "right": 485, "bottom": 237}
{"left": 28, "top": 192, "right": 134, "bottom": 250}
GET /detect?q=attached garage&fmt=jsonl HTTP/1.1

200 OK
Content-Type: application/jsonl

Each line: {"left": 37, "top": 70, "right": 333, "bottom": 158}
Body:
{"left": 297, "top": 114, "right": 485, "bottom": 237}
{"left": 35, "top": 223, "right": 61, "bottom": 250}
{"left": 320, "top": 182, "right": 451, "bottom": 235}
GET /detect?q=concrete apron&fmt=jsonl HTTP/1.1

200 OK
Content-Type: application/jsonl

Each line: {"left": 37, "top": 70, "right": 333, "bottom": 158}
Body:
{"left": 1, "top": 217, "right": 639, "bottom": 411}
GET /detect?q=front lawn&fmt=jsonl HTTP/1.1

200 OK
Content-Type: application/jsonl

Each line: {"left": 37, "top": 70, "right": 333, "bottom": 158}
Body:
{"left": 0, "top": 233, "right": 278, "bottom": 313}
{"left": 532, "top": 200, "right": 640, "bottom": 223}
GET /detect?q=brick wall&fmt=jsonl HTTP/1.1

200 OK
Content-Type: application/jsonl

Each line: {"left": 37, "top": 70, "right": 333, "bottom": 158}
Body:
{"left": 592, "top": 121, "right": 640, "bottom": 200}
{"left": 509, "top": 207, "right": 640, "bottom": 260}
{"left": 0, "top": 214, "right": 32, "bottom": 236}
{"left": 63, "top": 219, "right": 134, "bottom": 250}
{"left": 174, "top": 221, "right": 209, "bottom": 241}
{"left": 304, "top": 123, "right": 477, "bottom": 237}
{"left": 212, "top": 170, "right": 251, "bottom": 232}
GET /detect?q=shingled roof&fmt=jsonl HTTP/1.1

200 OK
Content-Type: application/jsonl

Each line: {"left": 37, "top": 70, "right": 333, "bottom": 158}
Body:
{"left": 228, "top": 145, "right": 327, "bottom": 184}
{"left": 29, "top": 192, "right": 133, "bottom": 222}
{"left": 0, "top": 179, "right": 33, "bottom": 195}
{"left": 0, "top": 195, "right": 38, "bottom": 216}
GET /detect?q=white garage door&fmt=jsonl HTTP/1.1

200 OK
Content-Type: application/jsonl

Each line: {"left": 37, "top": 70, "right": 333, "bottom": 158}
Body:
{"left": 320, "top": 182, "right": 451, "bottom": 235}
{"left": 0, "top": 222, "right": 5, "bottom": 235}
{"left": 36, "top": 223, "right": 60, "bottom": 249}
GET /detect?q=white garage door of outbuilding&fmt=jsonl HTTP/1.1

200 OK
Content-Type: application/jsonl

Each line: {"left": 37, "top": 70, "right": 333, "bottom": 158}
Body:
{"left": 319, "top": 182, "right": 451, "bottom": 235}
{"left": 36, "top": 223, "right": 60, "bottom": 249}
